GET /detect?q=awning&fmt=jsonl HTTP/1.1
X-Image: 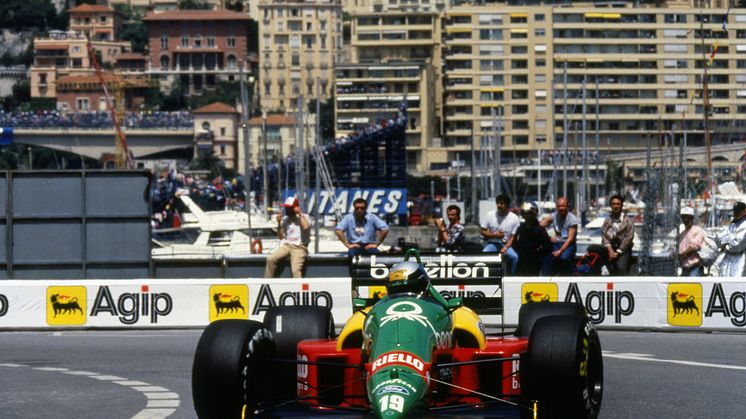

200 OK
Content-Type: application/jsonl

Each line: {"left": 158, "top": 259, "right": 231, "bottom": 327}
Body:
{"left": 336, "top": 81, "right": 352, "bottom": 86}
{"left": 510, "top": 13, "right": 528, "bottom": 18}
{"left": 367, "top": 66, "right": 420, "bottom": 71}
{"left": 510, "top": 28, "right": 528, "bottom": 33}
{"left": 534, "top": 45, "right": 547, "bottom": 52}
{"left": 584, "top": 13, "right": 603, "bottom": 18}
{"left": 480, "top": 87, "right": 504, "bottom": 92}
{"left": 736, "top": 45, "right": 746, "bottom": 52}
{"left": 446, "top": 28, "right": 472, "bottom": 33}
{"left": 602, "top": 13, "right": 621, "bottom": 19}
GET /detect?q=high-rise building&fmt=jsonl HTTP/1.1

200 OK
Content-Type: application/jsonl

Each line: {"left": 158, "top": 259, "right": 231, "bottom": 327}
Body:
{"left": 257, "top": 0, "right": 343, "bottom": 113}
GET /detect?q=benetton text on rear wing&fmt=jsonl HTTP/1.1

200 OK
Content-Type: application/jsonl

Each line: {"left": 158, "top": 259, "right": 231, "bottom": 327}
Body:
{"left": 349, "top": 253, "right": 504, "bottom": 315}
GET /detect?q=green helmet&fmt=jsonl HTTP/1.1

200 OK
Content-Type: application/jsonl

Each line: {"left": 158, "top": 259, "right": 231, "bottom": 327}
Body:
{"left": 386, "top": 261, "right": 431, "bottom": 296}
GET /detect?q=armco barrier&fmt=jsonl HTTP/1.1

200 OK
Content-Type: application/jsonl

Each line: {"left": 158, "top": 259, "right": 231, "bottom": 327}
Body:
{"left": 1, "top": 276, "right": 745, "bottom": 331}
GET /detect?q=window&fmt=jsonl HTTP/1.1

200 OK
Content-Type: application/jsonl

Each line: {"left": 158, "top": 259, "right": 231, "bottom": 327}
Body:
{"left": 291, "top": 54, "right": 300, "bottom": 66}
{"left": 220, "top": 127, "right": 226, "bottom": 136}
{"left": 535, "top": 14, "right": 545, "bottom": 21}
{"left": 181, "top": 36, "right": 189, "bottom": 47}
{"left": 306, "top": 22, "right": 312, "bottom": 31}
{"left": 202, "top": 122, "right": 211, "bottom": 130}
{"left": 265, "top": 84, "right": 270, "bottom": 96}
{"left": 207, "top": 37, "right": 215, "bottom": 47}
{"left": 228, "top": 37, "right": 236, "bottom": 48}
{"left": 160, "top": 55, "right": 169, "bottom": 69}
{"left": 321, "top": 36, "right": 326, "bottom": 49}
{"left": 77, "top": 98, "right": 89, "bottom": 111}
{"left": 535, "top": 29, "right": 545, "bottom": 37}
{"left": 220, "top": 145, "right": 226, "bottom": 155}
{"left": 194, "top": 36, "right": 202, "bottom": 47}
{"left": 99, "top": 16, "right": 107, "bottom": 23}
{"left": 160, "top": 35, "right": 168, "bottom": 49}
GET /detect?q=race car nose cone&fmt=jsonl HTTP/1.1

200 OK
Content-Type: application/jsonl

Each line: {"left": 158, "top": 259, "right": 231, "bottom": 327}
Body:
{"left": 369, "top": 367, "right": 425, "bottom": 419}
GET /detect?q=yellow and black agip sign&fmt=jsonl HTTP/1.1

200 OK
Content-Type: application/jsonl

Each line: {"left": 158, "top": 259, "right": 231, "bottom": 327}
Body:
{"left": 667, "top": 283, "right": 702, "bottom": 327}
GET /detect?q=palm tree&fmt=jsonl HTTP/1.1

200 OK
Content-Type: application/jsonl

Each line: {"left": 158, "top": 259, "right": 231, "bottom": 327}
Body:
{"left": 189, "top": 150, "right": 224, "bottom": 178}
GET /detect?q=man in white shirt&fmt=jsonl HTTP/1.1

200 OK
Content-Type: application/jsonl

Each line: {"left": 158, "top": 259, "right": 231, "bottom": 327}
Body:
{"left": 264, "top": 196, "right": 311, "bottom": 278}
{"left": 480, "top": 194, "right": 520, "bottom": 274}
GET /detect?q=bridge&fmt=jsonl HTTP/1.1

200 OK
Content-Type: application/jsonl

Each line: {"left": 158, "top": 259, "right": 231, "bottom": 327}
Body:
{"left": 12, "top": 127, "right": 194, "bottom": 160}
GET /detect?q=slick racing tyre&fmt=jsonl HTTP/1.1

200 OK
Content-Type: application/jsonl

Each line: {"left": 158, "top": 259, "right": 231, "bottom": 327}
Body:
{"left": 515, "top": 301, "right": 586, "bottom": 337}
{"left": 262, "top": 306, "right": 335, "bottom": 397}
{"left": 192, "top": 320, "right": 275, "bottom": 419}
{"left": 521, "top": 314, "right": 603, "bottom": 419}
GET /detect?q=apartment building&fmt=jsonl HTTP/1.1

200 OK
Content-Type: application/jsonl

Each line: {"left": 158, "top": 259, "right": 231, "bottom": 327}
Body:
{"left": 257, "top": 0, "right": 343, "bottom": 112}
{"left": 436, "top": 0, "right": 746, "bottom": 175}
{"left": 340, "top": 8, "right": 443, "bottom": 173}
{"left": 143, "top": 9, "right": 252, "bottom": 95}
{"left": 30, "top": 4, "right": 130, "bottom": 103}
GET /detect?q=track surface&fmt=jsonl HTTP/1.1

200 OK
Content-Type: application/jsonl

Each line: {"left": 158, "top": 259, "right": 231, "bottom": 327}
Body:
{"left": 1, "top": 329, "right": 745, "bottom": 418}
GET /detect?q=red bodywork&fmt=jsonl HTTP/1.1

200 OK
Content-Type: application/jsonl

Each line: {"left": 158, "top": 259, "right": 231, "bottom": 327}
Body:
{"left": 297, "top": 337, "right": 529, "bottom": 410}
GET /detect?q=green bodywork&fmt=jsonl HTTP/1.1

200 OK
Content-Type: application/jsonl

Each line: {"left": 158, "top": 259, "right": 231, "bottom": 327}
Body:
{"left": 363, "top": 287, "right": 459, "bottom": 418}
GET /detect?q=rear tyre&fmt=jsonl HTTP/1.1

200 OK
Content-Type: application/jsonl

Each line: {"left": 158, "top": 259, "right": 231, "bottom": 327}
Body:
{"left": 262, "top": 306, "right": 335, "bottom": 396}
{"left": 192, "top": 320, "right": 275, "bottom": 419}
{"left": 521, "top": 314, "right": 603, "bottom": 419}
{"left": 515, "top": 301, "right": 585, "bottom": 337}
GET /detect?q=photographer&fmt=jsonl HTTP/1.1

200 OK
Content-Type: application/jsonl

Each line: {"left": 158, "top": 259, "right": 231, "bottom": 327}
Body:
{"left": 264, "top": 197, "right": 310, "bottom": 278}
{"left": 435, "top": 205, "right": 465, "bottom": 253}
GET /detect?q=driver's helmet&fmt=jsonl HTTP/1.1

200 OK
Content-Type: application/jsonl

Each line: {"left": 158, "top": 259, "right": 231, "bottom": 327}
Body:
{"left": 387, "top": 261, "right": 431, "bottom": 295}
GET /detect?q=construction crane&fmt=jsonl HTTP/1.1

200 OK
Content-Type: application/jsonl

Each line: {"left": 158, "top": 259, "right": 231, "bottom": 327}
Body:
{"left": 87, "top": 39, "right": 133, "bottom": 169}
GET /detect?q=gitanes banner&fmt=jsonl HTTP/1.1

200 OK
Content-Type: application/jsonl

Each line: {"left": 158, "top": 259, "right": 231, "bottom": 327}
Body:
{"left": 284, "top": 188, "right": 407, "bottom": 216}
{"left": 2, "top": 276, "right": 746, "bottom": 331}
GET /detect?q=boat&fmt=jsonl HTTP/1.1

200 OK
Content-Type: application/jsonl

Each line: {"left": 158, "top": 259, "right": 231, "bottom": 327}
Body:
{"left": 151, "top": 194, "right": 347, "bottom": 259}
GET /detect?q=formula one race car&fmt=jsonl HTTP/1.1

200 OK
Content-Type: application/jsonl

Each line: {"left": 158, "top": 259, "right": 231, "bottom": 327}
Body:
{"left": 192, "top": 250, "right": 603, "bottom": 418}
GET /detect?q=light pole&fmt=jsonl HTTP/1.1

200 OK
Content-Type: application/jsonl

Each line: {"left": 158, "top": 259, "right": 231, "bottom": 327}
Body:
{"left": 239, "top": 61, "right": 254, "bottom": 234}
{"left": 262, "top": 111, "right": 269, "bottom": 218}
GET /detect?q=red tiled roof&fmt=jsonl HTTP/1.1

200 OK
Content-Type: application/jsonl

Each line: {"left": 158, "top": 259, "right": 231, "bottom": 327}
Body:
{"left": 143, "top": 10, "right": 251, "bottom": 22}
{"left": 193, "top": 102, "right": 239, "bottom": 114}
{"left": 249, "top": 114, "right": 296, "bottom": 126}
{"left": 69, "top": 4, "right": 114, "bottom": 13}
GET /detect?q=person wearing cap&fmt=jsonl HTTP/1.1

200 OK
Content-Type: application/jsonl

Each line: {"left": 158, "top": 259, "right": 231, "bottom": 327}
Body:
{"left": 676, "top": 206, "right": 705, "bottom": 277}
{"left": 435, "top": 204, "right": 465, "bottom": 253}
{"left": 264, "top": 196, "right": 311, "bottom": 278}
{"left": 716, "top": 201, "right": 746, "bottom": 277}
{"left": 480, "top": 194, "right": 520, "bottom": 274}
{"left": 335, "top": 197, "right": 389, "bottom": 257}
{"left": 601, "top": 194, "right": 635, "bottom": 276}
{"left": 505, "top": 201, "right": 552, "bottom": 276}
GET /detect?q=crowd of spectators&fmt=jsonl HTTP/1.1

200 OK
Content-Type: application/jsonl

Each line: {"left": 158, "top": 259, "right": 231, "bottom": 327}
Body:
{"left": 0, "top": 110, "right": 194, "bottom": 130}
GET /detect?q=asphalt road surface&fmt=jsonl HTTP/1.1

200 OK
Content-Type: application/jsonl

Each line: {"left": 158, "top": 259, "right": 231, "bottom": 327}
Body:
{"left": 0, "top": 329, "right": 745, "bottom": 418}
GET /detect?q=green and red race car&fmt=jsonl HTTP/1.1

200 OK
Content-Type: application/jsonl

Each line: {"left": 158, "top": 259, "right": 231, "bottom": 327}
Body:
{"left": 192, "top": 250, "right": 603, "bottom": 418}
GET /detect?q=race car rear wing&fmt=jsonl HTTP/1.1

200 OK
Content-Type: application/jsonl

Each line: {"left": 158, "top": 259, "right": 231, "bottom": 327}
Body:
{"left": 349, "top": 252, "right": 504, "bottom": 315}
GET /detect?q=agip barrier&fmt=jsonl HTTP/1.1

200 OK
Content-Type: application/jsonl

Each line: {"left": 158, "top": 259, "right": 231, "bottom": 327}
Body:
{"left": 1, "top": 276, "right": 745, "bottom": 331}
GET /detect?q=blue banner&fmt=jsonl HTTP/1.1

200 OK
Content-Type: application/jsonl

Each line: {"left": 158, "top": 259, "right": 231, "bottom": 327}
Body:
{"left": 285, "top": 188, "right": 407, "bottom": 215}
{"left": 0, "top": 127, "right": 13, "bottom": 146}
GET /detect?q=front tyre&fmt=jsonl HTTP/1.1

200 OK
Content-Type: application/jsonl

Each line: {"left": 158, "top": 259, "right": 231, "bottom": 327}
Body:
{"left": 192, "top": 320, "right": 275, "bottom": 419}
{"left": 522, "top": 314, "right": 603, "bottom": 419}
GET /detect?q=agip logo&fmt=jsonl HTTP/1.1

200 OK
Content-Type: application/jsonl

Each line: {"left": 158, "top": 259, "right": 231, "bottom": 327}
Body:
{"left": 521, "top": 283, "right": 558, "bottom": 304}
{"left": 209, "top": 285, "right": 248, "bottom": 322}
{"left": 47, "top": 286, "right": 86, "bottom": 326}
{"left": 667, "top": 283, "right": 702, "bottom": 327}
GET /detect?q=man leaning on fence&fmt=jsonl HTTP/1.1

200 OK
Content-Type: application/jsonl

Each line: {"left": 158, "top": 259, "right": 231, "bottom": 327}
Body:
{"left": 264, "top": 197, "right": 310, "bottom": 278}
{"left": 677, "top": 206, "right": 705, "bottom": 277}
{"left": 716, "top": 201, "right": 746, "bottom": 277}
{"left": 335, "top": 198, "right": 389, "bottom": 257}
{"left": 601, "top": 194, "right": 635, "bottom": 276}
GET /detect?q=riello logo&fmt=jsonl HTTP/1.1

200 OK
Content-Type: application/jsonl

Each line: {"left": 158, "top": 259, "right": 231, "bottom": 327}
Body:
{"left": 89, "top": 285, "right": 173, "bottom": 325}
{"left": 251, "top": 283, "right": 333, "bottom": 316}
{"left": 370, "top": 254, "right": 490, "bottom": 279}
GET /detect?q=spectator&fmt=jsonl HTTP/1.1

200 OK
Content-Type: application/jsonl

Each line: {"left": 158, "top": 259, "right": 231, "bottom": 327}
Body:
{"left": 435, "top": 205, "right": 465, "bottom": 253}
{"left": 601, "top": 194, "right": 635, "bottom": 275}
{"left": 540, "top": 196, "right": 579, "bottom": 275}
{"left": 677, "top": 206, "right": 705, "bottom": 277}
{"left": 480, "top": 194, "right": 520, "bottom": 273}
{"left": 505, "top": 201, "right": 552, "bottom": 276}
{"left": 264, "top": 197, "right": 310, "bottom": 278}
{"left": 335, "top": 197, "right": 389, "bottom": 257}
{"left": 716, "top": 201, "right": 746, "bottom": 277}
